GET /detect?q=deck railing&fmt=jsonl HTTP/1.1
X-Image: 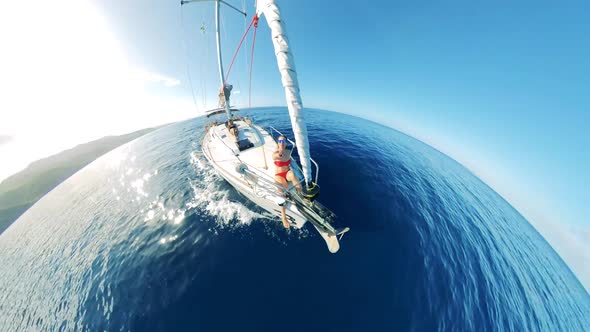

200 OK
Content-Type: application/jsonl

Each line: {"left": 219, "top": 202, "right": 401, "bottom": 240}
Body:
{"left": 267, "top": 126, "right": 320, "bottom": 185}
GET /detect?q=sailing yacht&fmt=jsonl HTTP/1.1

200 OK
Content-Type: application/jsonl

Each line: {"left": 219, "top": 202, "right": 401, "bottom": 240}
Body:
{"left": 181, "top": 0, "right": 349, "bottom": 252}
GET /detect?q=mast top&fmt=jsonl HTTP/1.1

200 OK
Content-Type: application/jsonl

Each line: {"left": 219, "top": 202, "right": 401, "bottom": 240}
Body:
{"left": 182, "top": 0, "right": 246, "bottom": 121}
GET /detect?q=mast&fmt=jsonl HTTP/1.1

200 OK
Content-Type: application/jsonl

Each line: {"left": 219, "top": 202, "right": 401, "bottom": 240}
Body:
{"left": 181, "top": 0, "right": 246, "bottom": 120}
{"left": 215, "top": 0, "right": 232, "bottom": 119}
{"left": 256, "top": 0, "right": 313, "bottom": 188}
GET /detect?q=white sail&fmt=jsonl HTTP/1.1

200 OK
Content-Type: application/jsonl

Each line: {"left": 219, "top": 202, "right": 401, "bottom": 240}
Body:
{"left": 256, "top": 0, "right": 313, "bottom": 186}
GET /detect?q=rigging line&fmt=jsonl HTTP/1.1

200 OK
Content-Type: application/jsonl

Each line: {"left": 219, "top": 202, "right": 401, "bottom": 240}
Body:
{"left": 180, "top": 5, "right": 201, "bottom": 113}
{"left": 249, "top": 15, "right": 259, "bottom": 108}
{"left": 224, "top": 14, "right": 257, "bottom": 84}
{"left": 201, "top": 14, "right": 209, "bottom": 109}
{"left": 221, "top": 8, "right": 227, "bottom": 71}
{"left": 242, "top": 0, "right": 248, "bottom": 66}
{"left": 202, "top": 32, "right": 207, "bottom": 109}
{"left": 219, "top": 0, "right": 247, "bottom": 16}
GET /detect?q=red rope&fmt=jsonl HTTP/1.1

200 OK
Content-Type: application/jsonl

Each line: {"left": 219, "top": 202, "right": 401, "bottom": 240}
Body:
{"left": 249, "top": 15, "right": 259, "bottom": 108}
{"left": 224, "top": 14, "right": 258, "bottom": 85}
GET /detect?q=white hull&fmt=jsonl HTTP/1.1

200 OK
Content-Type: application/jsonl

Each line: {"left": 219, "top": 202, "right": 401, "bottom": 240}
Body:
{"left": 181, "top": 0, "right": 347, "bottom": 252}
{"left": 201, "top": 120, "right": 308, "bottom": 228}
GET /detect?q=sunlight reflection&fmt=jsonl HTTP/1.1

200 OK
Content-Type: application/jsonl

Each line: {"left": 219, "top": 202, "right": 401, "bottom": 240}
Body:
{"left": 159, "top": 235, "right": 179, "bottom": 245}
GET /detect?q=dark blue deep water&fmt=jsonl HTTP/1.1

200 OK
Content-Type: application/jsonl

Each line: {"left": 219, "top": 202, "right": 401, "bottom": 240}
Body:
{"left": 0, "top": 108, "right": 588, "bottom": 331}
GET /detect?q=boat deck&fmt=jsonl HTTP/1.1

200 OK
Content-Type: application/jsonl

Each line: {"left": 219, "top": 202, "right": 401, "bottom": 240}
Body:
{"left": 208, "top": 120, "right": 285, "bottom": 184}
{"left": 201, "top": 119, "right": 344, "bottom": 252}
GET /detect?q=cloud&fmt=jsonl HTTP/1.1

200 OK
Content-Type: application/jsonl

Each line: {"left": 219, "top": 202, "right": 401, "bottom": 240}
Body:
{"left": 137, "top": 70, "right": 181, "bottom": 87}
{"left": 0, "top": 135, "right": 12, "bottom": 146}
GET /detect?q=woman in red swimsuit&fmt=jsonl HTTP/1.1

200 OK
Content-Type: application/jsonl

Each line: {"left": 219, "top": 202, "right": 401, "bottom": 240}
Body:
{"left": 273, "top": 135, "right": 301, "bottom": 228}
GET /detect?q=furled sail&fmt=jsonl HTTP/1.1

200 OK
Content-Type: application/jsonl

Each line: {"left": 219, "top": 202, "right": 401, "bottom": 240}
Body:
{"left": 256, "top": 0, "right": 313, "bottom": 187}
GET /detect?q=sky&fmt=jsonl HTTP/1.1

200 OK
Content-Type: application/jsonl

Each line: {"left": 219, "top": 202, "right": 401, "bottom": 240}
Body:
{"left": 0, "top": 0, "right": 588, "bottom": 291}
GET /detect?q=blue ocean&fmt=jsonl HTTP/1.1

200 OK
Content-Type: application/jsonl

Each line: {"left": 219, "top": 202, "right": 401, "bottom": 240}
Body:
{"left": 0, "top": 108, "right": 588, "bottom": 331}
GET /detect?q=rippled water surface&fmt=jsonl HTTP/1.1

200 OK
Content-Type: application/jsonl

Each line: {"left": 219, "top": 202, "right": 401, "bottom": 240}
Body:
{"left": 0, "top": 108, "right": 588, "bottom": 331}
